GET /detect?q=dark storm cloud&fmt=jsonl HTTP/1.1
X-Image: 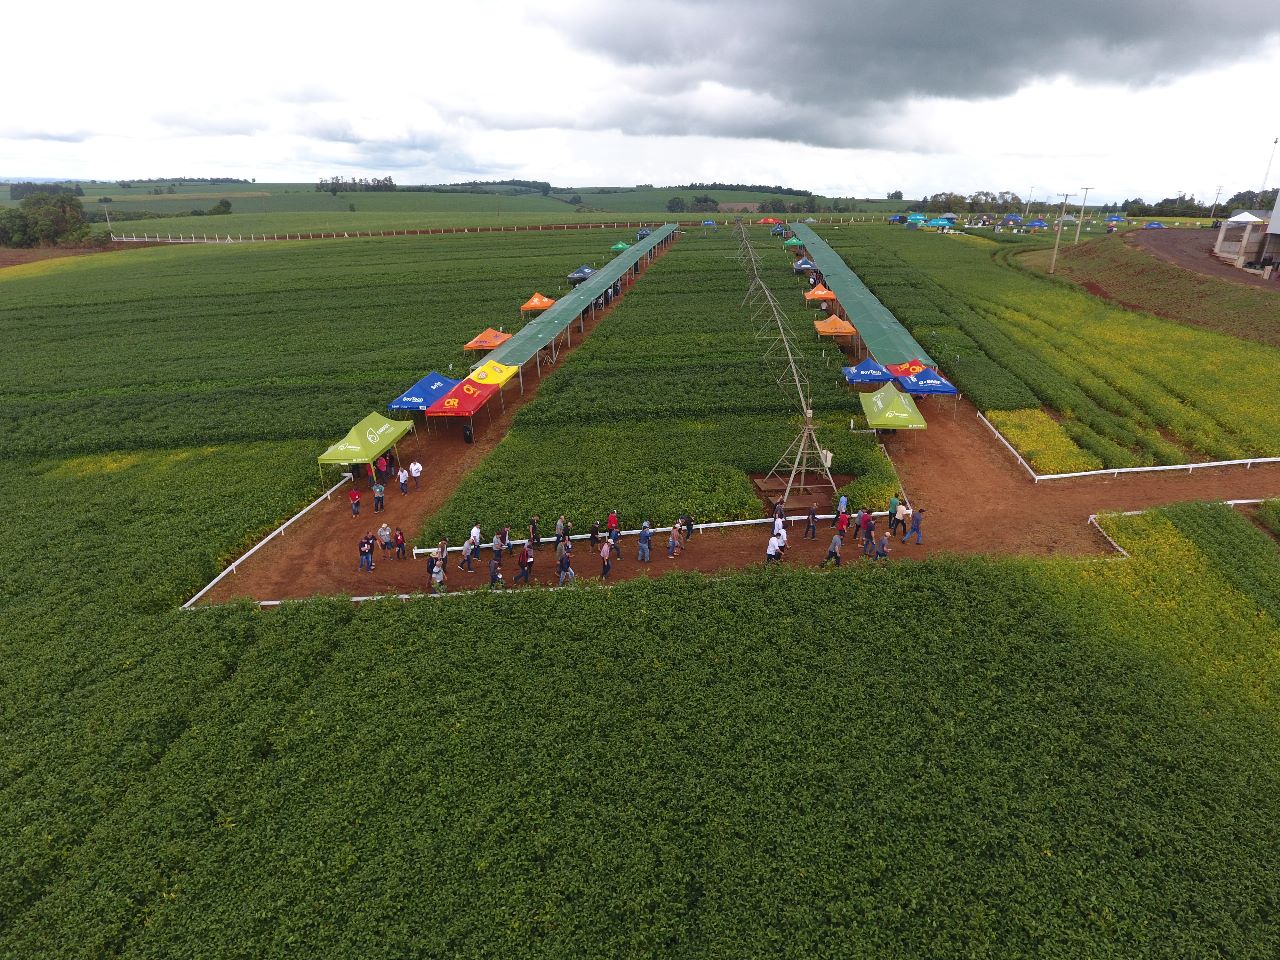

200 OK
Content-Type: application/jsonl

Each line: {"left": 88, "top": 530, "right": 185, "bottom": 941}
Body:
{"left": 541, "top": 0, "right": 1277, "bottom": 146}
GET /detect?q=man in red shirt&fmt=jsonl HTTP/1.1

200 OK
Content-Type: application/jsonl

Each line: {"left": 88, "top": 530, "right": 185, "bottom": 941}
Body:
{"left": 835, "top": 510, "right": 850, "bottom": 537}
{"left": 348, "top": 487, "right": 361, "bottom": 518}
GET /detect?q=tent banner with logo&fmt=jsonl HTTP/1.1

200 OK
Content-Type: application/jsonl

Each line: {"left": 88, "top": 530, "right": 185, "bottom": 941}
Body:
{"left": 468, "top": 359, "right": 519, "bottom": 387}
{"left": 426, "top": 379, "right": 500, "bottom": 418}
{"left": 318, "top": 413, "right": 415, "bottom": 465}
{"left": 859, "top": 383, "right": 927, "bottom": 430}
{"left": 520, "top": 292, "right": 557, "bottom": 312}
{"left": 896, "top": 368, "right": 958, "bottom": 395}
{"left": 804, "top": 284, "right": 837, "bottom": 302}
{"left": 814, "top": 316, "right": 857, "bottom": 336}
{"left": 885, "top": 358, "right": 928, "bottom": 377}
{"left": 463, "top": 328, "right": 513, "bottom": 351}
{"left": 388, "top": 372, "right": 461, "bottom": 411}
{"left": 842, "top": 358, "right": 894, "bottom": 384}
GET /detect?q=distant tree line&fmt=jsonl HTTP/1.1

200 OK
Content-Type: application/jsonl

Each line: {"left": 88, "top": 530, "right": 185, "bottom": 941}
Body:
{"left": 9, "top": 182, "right": 84, "bottom": 201}
{"left": 115, "top": 177, "right": 251, "bottom": 188}
{"left": 666, "top": 195, "right": 721, "bottom": 213}
{"left": 82, "top": 199, "right": 233, "bottom": 224}
{"left": 673, "top": 182, "right": 812, "bottom": 197}
{"left": 316, "top": 176, "right": 398, "bottom": 195}
{"left": 0, "top": 191, "right": 90, "bottom": 247}
{"left": 891, "top": 187, "right": 1278, "bottom": 218}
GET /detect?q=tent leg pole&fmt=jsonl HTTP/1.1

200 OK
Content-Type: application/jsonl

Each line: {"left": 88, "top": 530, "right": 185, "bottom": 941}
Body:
{"left": 519, "top": 366, "right": 524, "bottom": 394}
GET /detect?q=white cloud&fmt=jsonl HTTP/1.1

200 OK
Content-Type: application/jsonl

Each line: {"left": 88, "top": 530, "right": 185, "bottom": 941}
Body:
{"left": 2, "top": 1, "right": 1277, "bottom": 202}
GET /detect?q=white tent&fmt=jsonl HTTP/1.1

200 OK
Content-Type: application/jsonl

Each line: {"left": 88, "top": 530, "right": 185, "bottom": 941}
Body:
{"left": 1226, "top": 211, "right": 1264, "bottom": 223}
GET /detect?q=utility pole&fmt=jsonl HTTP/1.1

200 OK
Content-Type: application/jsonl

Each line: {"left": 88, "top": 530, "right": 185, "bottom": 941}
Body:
{"left": 1022, "top": 186, "right": 1034, "bottom": 220}
{"left": 1207, "top": 185, "right": 1223, "bottom": 223}
{"left": 1048, "top": 192, "right": 1074, "bottom": 275}
{"left": 1073, "top": 186, "right": 1092, "bottom": 245}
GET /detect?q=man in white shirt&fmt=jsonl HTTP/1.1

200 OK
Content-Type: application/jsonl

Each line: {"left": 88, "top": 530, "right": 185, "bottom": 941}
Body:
{"left": 470, "top": 523, "right": 482, "bottom": 556}
{"left": 397, "top": 466, "right": 409, "bottom": 496}
{"left": 773, "top": 513, "right": 784, "bottom": 537}
{"left": 409, "top": 459, "right": 423, "bottom": 489}
{"left": 777, "top": 526, "right": 788, "bottom": 555}
{"left": 766, "top": 534, "right": 781, "bottom": 563}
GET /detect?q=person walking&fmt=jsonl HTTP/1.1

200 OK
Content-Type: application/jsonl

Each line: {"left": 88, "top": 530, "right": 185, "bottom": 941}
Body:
{"left": 895, "top": 500, "right": 909, "bottom": 538}
{"left": 375, "top": 455, "right": 387, "bottom": 483}
{"left": 409, "top": 459, "right": 423, "bottom": 489}
{"left": 430, "top": 542, "right": 448, "bottom": 595}
{"left": 600, "top": 538, "right": 612, "bottom": 580}
{"left": 589, "top": 520, "right": 601, "bottom": 549}
{"left": 875, "top": 532, "right": 891, "bottom": 561}
{"left": 822, "top": 531, "right": 843, "bottom": 568}
{"left": 372, "top": 481, "right": 386, "bottom": 514}
{"left": 555, "top": 515, "right": 566, "bottom": 544}
{"left": 488, "top": 553, "right": 504, "bottom": 589}
{"left": 514, "top": 541, "right": 534, "bottom": 585}
{"left": 773, "top": 512, "right": 785, "bottom": 539}
{"left": 529, "top": 515, "right": 541, "bottom": 551}
{"left": 832, "top": 494, "right": 848, "bottom": 526}
{"left": 349, "top": 487, "right": 362, "bottom": 518}
{"left": 394, "top": 527, "right": 406, "bottom": 560}
{"left": 888, "top": 494, "right": 900, "bottom": 535}
{"left": 836, "top": 509, "right": 850, "bottom": 540}
{"left": 765, "top": 532, "right": 782, "bottom": 564}
{"left": 777, "top": 524, "right": 789, "bottom": 556}
{"left": 862, "top": 516, "right": 877, "bottom": 557}
{"left": 558, "top": 542, "right": 576, "bottom": 586}
{"left": 358, "top": 532, "right": 374, "bottom": 572}
{"left": 902, "top": 507, "right": 925, "bottom": 545}
{"left": 637, "top": 521, "right": 652, "bottom": 562}
{"left": 459, "top": 535, "right": 475, "bottom": 572}
{"left": 397, "top": 465, "right": 409, "bottom": 496}
{"left": 377, "top": 522, "right": 393, "bottom": 560}
{"left": 607, "top": 509, "right": 620, "bottom": 539}
{"left": 682, "top": 511, "right": 695, "bottom": 540}
{"left": 426, "top": 537, "right": 444, "bottom": 582}
{"left": 805, "top": 503, "right": 818, "bottom": 540}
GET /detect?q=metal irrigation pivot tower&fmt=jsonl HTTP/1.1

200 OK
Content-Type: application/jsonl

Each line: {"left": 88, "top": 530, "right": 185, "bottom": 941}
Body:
{"left": 1048, "top": 192, "right": 1075, "bottom": 275}
{"left": 735, "top": 223, "right": 836, "bottom": 505}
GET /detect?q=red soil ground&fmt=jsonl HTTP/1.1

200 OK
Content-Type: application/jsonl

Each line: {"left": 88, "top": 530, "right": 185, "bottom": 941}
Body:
{"left": 200, "top": 388, "right": 1280, "bottom": 604}
{"left": 1126, "top": 228, "right": 1278, "bottom": 290}
{"left": 0, "top": 246, "right": 118, "bottom": 270}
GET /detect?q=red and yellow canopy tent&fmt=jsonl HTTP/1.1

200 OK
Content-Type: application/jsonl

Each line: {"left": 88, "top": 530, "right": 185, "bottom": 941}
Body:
{"left": 424, "top": 359, "right": 521, "bottom": 433}
{"left": 520, "top": 292, "right": 557, "bottom": 313}
{"left": 463, "top": 328, "right": 513, "bottom": 351}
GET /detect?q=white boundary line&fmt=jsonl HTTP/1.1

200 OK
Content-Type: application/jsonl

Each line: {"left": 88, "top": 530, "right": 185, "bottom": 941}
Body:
{"left": 181, "top": 473, "right": 351, "bottom": 609}
{"left": 976, "top": 411, "right": 1279, "bottom": 482}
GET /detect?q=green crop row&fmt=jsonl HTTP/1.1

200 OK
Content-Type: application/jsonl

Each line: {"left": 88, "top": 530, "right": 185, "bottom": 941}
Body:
{"left": 1161, "top": 502, "right": 1280, "bottom": 625}
{"left": 819, "top": 226, "right": 1280, "bottom": 469}
{"left": 1258, "top": 500, "right": 1280, "bottom": 539}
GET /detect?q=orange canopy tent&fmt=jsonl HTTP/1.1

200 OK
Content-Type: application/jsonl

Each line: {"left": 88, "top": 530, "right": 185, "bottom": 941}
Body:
{"left": 462, "top": 328, "right": 513, "bottom": 351}
{"left": 758, "top": 217, "right": 783, "bottom": 224}
{"left": 520, "top": 292, "right": 557, "bottom": 312}
{"left": 814, "top": 316, "right": 857, "bottom": 336}
{"left": 804, "top": 284, "right": 838, "bottom": 302}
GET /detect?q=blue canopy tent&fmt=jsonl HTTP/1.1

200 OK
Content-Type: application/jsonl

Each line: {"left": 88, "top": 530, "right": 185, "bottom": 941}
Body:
{"left": 389, "top": 371, "right": 461, "bottom": 411}
{"left": 1105, "top": 215, "right": 1126, "bottom": 222}
{"left": 567, "top": 264, "right": 596, "bottom": 286}
{"left": 906, "top": 213, "right": 927, "bottom": 222}
{"left": 793, "top": 257, "right": 817, "bottom": 272}
{"left": 896, "top": 368, "right": 957, "bottom": 395}
{"left": 1001, "top": 214, "right": 1023, "bottom": 224}
{"left": 1026, "top": 218, "right": 1049, "bottom": 228}
{"left": 1143, "top": 221, "right": 1166, "bottom": 229}
{"left": 701, "top": 219, "right": 717, "bottom": 227}
{"left": 842, "top": 358, "right": 895, "bottom": 384}
{"left": 770, "top": 224, "right": 786, "bottom": 235}
{"left": 926, "top": 218, "right": 952, "bottom": 227}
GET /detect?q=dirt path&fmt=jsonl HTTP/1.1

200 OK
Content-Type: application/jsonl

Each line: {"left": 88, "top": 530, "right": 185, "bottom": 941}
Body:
{"left": 0, "top": 246, "right": 124, "bottom": 270}
{"left": 202, "top": 389, "right": 1280, "bottom": 603}
{"left": 1127, "top": 229, "right": 1278, "bottom": 290}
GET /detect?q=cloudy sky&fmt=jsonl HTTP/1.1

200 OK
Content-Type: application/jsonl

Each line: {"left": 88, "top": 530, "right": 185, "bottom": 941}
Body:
{"left": 4, "top": 0, "right": 1277, "bottom": 202}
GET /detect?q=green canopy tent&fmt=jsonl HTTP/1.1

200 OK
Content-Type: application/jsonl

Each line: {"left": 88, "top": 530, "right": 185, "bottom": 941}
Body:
{"left": 783, "top": 236, "right": 805, "bottom": 248}
{"left": 610, "top": 241, "right": 630, "bottom": 252}
{"left": 859, "top": 383, "right": 927, "bottom": 431}
{"left": 317, "top": 412, "right": 416, "bottom": 485}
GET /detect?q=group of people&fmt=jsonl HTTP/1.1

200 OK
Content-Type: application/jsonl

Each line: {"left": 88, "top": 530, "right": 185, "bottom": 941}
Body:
{"left": 348, "top": 453, "right": 424, "bottom": 517}
{"left": 765, "top": 493, "right": 924, "bottom": 568}
{"left": 356, "top": 522, "right": 408, "bottom": 571}
{"left": 422, "top": 510, "right": 698, "bottom": 594}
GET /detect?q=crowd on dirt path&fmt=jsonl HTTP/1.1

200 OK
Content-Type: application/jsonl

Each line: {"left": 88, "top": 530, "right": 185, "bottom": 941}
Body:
{"left": 421, "top": 510, "right": 699, "bottom": 594}
{"left": 765, "top": 493, "right": 923, "bottom": 567}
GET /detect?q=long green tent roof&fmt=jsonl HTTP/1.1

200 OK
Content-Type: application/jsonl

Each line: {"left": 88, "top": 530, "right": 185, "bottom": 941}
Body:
{"left": 481, "top": 223, "right": 679, "bottom": 369}
{"left": 786, "top": 223, "right": 934, "bottom": 367}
